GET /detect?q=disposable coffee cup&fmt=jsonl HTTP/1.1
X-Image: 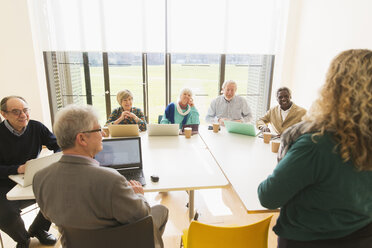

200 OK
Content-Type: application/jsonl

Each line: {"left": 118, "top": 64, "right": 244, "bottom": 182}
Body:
{"left": 184, "top": 127, "right": 192, "bottom": 138}
{"left": 213, "top": 123, "right": 220, "bottom": 133}
{"left": 263, "top": 132, "right": 272, "bottom": 144}
{"left": 271, "top": 140, "right": 280, "bottom": 153}
{"left": 102, "top": 127, "right": 110, "bottom": 137}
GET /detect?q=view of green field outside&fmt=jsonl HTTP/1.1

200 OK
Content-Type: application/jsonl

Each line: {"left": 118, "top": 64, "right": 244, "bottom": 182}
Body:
{"left": 80, "top": 64, "right": 251, "bottom": 126}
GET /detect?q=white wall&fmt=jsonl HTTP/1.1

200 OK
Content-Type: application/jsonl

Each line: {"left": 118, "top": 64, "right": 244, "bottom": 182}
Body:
{"left": 0, "top": 0, "right": 51, "bottom": 128}
{"left": 278, "top": 0, "right": 372, "bottom": 109}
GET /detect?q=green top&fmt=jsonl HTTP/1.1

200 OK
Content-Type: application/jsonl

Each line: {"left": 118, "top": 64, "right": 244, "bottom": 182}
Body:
{"left": 258, "top": 133, "right": 372, "bottom": 241}
{"left": 160, "top": 104, "right": 200, "bottom": 129}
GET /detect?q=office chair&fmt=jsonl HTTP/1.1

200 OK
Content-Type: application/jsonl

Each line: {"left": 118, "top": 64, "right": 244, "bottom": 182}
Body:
{"left": 62, "top": 215, "right": 155, "bottom": 248}
{"left": 0, "top": 232, "right": 3, "bottom": 248}
{"left": 158, "top": 115, "right": 163, "bottom": 124}
{"left": 181, "top": 215, "right": 273, "bottom": 248}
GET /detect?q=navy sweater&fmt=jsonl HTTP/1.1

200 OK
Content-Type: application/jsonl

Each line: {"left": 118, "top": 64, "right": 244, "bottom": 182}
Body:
{"left": 0, "top": 120, "right": 59, "bottom": 188}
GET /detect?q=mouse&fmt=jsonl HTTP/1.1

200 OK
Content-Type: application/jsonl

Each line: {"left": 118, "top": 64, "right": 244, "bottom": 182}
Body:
{"left": 151, "top": 175, "right": 159, "bottom": 183}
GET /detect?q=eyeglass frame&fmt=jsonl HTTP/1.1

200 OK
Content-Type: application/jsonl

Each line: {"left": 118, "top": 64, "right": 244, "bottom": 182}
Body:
{"left": 80, "top": 128, "right": 102, "bottom": 134}
{"left": 3, "top": 108, "right": 31, "bottom": 117}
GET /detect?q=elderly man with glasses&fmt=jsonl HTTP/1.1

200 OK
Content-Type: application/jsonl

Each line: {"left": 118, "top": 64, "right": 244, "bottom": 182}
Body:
{"left": 33, "top": 104, "right": 168, "bottom": 248}
{"left": 0, "top": 96, "right": 59, "bottom": 248}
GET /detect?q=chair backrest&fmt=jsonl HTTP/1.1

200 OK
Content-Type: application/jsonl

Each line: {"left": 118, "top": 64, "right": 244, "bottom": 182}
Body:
{"left": 62, "top": 216, "right": 155, "bottom": 248}
{"left": 158, "top": 115, "right": 163, "bottom": 124}
{"left": 184, "top": 215, "right": 273, "bottom": 248}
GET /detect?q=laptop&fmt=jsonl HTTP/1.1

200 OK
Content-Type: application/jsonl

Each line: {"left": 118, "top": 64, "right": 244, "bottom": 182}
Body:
{"left": 181, "top": 124, "right": 199, "bottom": 134}
{"left": 147, "top": 124, "right": 179, "bottom": 136}
{"left": 9, "top": 152, "right": 63, "bottom": 187}
{"left": 95, "top": 137, "right": 146, "bottom": 186}
{"left": 108, "top": 124, "right": 140, "bottom": 137}
{"left": 224, "top": 121, "right": 258, "bottom": 136}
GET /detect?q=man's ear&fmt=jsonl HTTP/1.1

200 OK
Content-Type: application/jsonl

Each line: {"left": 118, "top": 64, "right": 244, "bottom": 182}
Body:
{"left": 75, "top": 133, "right": 88, "bottom": 147}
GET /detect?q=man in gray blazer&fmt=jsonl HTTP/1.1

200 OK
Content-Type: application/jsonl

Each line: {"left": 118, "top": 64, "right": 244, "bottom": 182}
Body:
{"left": 33, "top": 105, "right": 168, "bottom": 248}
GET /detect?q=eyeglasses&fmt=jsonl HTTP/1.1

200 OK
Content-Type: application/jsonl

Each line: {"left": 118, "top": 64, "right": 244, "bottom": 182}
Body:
{"left": 4, "top": 108, "right": 30, "bottom": 117}
{"left": 80, "top": 128, "right": 102, "bottom": 134}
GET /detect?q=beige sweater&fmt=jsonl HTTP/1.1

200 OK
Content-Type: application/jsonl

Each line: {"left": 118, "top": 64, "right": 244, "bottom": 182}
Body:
{"left": 256, "top": 103, "right": 306, "bottom": 135}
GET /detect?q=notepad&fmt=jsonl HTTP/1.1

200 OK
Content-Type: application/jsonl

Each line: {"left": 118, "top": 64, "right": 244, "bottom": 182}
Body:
{"left": 224, "top": 121, "right": 257, "bottom": 136}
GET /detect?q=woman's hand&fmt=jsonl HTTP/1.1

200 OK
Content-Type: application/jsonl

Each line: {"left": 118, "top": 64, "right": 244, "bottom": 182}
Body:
{"left": 188, "top": 98, "right": 194, "bottom": 107}
{"left": 123, "top": 111, "right": 140, "bottom": 122}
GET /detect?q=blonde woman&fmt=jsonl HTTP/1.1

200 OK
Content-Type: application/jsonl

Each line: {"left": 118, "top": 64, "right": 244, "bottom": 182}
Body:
{"left": 160, "top": 88, "right": 200, "bottom": 129}
{"left": 106, "top": 89, "right": 147, "bottom": 131}
{"left": 258, "top": 49, "right": 372, "bottom": 248}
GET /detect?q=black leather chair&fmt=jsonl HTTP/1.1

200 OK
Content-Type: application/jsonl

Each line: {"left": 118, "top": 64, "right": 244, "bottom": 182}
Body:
{"left": 158, "top": 115, "right": 163, "bottom": 124}
{"left": 62, "top": 216, "right": 155, "bottom": 248}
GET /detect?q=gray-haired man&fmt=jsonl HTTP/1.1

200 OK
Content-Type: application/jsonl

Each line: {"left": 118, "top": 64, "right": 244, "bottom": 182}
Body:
{"left": 33, "top": 105, "right": 168, "bottom": 248}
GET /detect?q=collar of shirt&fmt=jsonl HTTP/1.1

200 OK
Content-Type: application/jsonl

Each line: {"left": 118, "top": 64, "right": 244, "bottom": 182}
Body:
{"left": 223, "top": 96, "right": 235, "bottom": 103}
{"left": 4, "top": 120, "right": 26, "bottom": 136}
{"left": 63, "top": 154, "right": 100, "bottom": 166}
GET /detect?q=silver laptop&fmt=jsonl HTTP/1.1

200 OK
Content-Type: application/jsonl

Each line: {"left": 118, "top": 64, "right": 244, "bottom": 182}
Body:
{"left": 147, "top": 124, "right": 179, "bottom": 136}
{"left": 108, "top": 124, "right": 140, "bottom": 137}
{"left": 95, "top": 137, "right": 146, "bottom": 186}
{"left": 9, "top": 152, "right": 63, "bottom": 187}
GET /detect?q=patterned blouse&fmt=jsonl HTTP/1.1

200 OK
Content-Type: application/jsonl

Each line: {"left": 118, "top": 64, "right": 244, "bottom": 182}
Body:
{"left": 106, "top": 107, "right": 147, "bottom": 131}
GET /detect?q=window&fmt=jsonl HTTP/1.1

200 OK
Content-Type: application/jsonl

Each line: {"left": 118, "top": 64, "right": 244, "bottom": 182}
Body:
{"left": 38, "top": 0, "right": 283, "bottom": 125}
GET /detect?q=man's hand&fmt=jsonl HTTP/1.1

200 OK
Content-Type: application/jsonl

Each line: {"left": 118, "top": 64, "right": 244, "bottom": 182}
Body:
{"left": 128, "top": 180, "right": 144, "bottom": 195}
{"left": 218, "top": 118, "right": 228, "bottom": 126}
{"left": 17, "top": 164, "right": 26, "bottom": 174}
{"left": 233, "top": 119, "right": 243, "bottom": 123}
{"left": 261, "top": 127, "right": 271, "bottom": 132}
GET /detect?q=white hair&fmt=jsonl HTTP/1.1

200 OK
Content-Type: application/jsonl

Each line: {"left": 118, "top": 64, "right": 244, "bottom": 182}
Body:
{"left": 222, "top": 80, "right": 237, "bottom": 90}
{"left": 53, "top": 104, "right": 99, "bottom": 150}
{"left": 178, "top": 88, "right": 193, "bottom": 100}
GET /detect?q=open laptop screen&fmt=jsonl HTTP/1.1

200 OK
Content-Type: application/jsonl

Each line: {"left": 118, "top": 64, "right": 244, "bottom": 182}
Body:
{"left": 95, "top": 137, "right": 142, "bottom": 170}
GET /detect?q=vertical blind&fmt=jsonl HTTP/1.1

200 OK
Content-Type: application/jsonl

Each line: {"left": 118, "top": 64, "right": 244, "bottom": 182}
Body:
{"left": 30, "top": 0, "right": 283, "bottom": 54}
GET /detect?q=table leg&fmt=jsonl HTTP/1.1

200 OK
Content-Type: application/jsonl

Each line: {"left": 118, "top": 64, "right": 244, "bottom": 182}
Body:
{"left": 188, "top": 190, "right": 194, "bottom": 221}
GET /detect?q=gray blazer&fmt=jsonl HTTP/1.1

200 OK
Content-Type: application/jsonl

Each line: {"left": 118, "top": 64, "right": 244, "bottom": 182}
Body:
{"left": 33, "top": 155, "right": 152, "bottom": 247}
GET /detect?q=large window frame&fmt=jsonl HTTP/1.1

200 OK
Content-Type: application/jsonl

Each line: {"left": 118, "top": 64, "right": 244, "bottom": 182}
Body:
{"left": 44, "top": 51, "right": 274, "bottom": 125}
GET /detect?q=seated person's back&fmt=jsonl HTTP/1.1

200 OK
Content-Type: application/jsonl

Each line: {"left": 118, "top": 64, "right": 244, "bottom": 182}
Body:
{"left": 33, "top": 105, "right": 168, "bottom": 248}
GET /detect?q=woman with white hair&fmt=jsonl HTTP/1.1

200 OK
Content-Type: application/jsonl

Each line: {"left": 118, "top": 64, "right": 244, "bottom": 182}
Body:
{"left": 160, "top": 88, "right": 200, "bottom": 128}
{"left": 106, "top": 89, "right": 146, "bottom": 131}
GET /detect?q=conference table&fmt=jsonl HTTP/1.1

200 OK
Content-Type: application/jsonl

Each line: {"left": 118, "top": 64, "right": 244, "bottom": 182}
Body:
{"left": 7, "top": 133, "right": 229, "bottom": 220}
{"left": 198, "top": 125, "right": 279, "bottom": 213}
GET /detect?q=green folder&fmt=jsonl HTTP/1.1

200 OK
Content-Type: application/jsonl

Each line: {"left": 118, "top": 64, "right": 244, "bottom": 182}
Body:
{"left": 224, "top": 121, "right": 257, "bottom": 136}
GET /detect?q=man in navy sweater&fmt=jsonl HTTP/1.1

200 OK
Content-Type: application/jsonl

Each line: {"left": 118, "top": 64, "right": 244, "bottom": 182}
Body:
{"left": 0, "top": 96, "right": 59, "bottom": 248}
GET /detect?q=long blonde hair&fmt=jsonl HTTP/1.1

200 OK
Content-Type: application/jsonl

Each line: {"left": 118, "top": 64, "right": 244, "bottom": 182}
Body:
{"left": 304, "top": 49, "right": 372, "bottom": 171}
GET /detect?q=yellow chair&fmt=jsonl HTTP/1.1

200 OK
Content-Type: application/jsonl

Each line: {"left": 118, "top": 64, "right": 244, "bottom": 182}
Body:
{"left": 181, "top": 215, "right": 273, "bottom": 248}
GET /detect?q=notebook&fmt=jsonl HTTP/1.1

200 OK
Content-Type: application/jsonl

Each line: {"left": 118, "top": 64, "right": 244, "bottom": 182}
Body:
{"left": 224, "top": 121, "right": 258, "bottom": 136}
{"left": 95, "top": 137, "right": 146, "bottom": 186}
{"left": 147, "top": 124, "right": 179, "bottom": 136}
{"left": 108, "top": 124, "right": 140, "bottom": 137}
{"left": 181, "top": 124, "right": 199, "bottom": 134}
{"left": 9, "top": 152, "right": 63, "bottom": 187}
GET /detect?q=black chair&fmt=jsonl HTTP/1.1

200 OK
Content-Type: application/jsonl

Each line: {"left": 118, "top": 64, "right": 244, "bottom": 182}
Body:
{"left": 62, "top": 216, "right": 155, "bottom": 248}
{"left": 158, "top": 115, "right": 163, "bottom": 124}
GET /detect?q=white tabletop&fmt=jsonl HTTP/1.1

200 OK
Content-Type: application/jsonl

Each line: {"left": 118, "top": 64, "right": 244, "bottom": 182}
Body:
{"left": 7, "top": 133, "right": 229, "bottom": 200}
{"left": 199, "top": 125, "right": 279, "bottom": 213}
